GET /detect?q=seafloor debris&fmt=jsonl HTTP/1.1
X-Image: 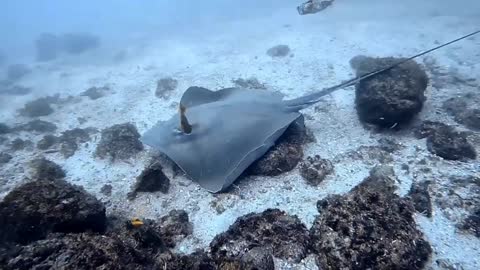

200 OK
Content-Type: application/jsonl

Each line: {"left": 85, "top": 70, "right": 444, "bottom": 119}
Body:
{"left": 37, "top": 134, "right": 59, "bottom": 150}
{"left": 310, "top": 165, "right": 432, "bottom": 270}
{"left": 232, "top": 77, "right": 267, "bottom": 89}
{"left": 210, "top": 208, "right": 310, "bottom": 263}
{"left": 443, "top": 92, "right": 480, "bottom": 131}
{"left": 29, "top": 157, "right": 66, "bottom": 180}
{"left": 424, "top": 123, "right": 476, "bottom": 161}
{"left": 95, "top": 123, "right": 144, "bottom": 161}
{"left": 155, "top": 77, "right": 178, "bottom": 98}
{"left": 128, "top": 161, "right": 170, "bottom": 199}
{"left": 0, "top": 152, "right": 12, "bottom": 165}
{"left": 0, "top": 178, "right": 106, "bottom": 245}
{"left": 19, "top": 97, "right": 55, "bottom": 117}
{"left": 350, "top": 55, "right": 428, "bottom": 128}
{"left": 14, "top": 119, "right": 57, "bottom": 133}
{"left": 266, "top": 44, "right": 291, "bottom": 57}
{"left": 81, "top": 85, "right": 109, "bottom": 100}
{"left": 6, "top": 63, "right": 31, "bottom": 81}
{"left": 247, "top": 116, "right": 311, "bottom": 176}
{"left": 407, "top": 180, "right": 433, "bottom": 218}
{"left": 299, "top": 155, "right": 334, "bottom": 185}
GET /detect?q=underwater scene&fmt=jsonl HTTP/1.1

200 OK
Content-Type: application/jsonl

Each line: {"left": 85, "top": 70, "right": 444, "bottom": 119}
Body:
{"left": 0, "top": 0, "right": 479, "bottom": 269}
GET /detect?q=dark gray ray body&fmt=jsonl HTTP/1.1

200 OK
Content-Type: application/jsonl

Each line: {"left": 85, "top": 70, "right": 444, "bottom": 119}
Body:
{"left": 141, "top": 87, "right": 301, "bottom": 192}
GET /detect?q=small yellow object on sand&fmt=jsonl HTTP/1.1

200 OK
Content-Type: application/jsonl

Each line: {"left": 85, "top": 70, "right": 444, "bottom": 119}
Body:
{"left": 131, "top": 218, "right": 144, "bottom": 228}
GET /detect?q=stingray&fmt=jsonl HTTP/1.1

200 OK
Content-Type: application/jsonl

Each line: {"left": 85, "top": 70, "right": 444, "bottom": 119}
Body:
{"left": 141, "top": 30, "right": 479, "bottom": 193}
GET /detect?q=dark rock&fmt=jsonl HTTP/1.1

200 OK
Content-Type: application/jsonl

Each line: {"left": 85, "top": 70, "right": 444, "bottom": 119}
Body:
{"left": 414, "top": 120, "right": 452, "bottom": 139}
{"left": 59, "top": 128, "right": 93, "bottom": 158}
{"left": 3, "top": 233, "right": 149, "bottom": 270}
{"left": 29, "top": 157, "right": 66, "bottom": 180}
{"left": 0, "top": 178, "right": 106, "bottom": 245}
{"left": 247, "top": 116, "right": 311, "bottom": 176}
{"left": 37, "top": 134, "right": 59, "bottom": 150}
{"left": 157, "top": 210, "right": 193, "bottom": 248}
{"left": 155, "top": 250, "right": 216, "bottom": 270}
{"left": 95, "top": 123, "right": 144, "bottom": 160}
{"left": 310, "top": 165, "right": 432, "bottom": 270}
{"left": 299, "top": 155, "right": 334, "bottom": 185}
{"left": 266, "top": 45, "right": 291, "bottom": 57}
{"left": 0, "top": 85, "right": 32, "bottom": 96}
{"left": 19, "top": 97, "right": 54, "bottom": 117}
{"left": 100, "top": 184, "right": 112, "bottom": 196}
{"left": 459, "top": 208, "right": 480, "bottom": 238}
{"left": 10, "top": 138, "right": 32, "bottom": 151}
{"left": 407, "top": 181, "right": 433, "bottom": 218}
{"left": 129, "top": 161, "right": 170, "bottom": 199}
{"left": 15, "top": 119, "right": 57, "bottom": 133}
{"left": 0, "top": 152, "right": 12, "bottom": 164}
{"left": 6, "top": 64, "right": 31, "bottom": 81}
{"left": 443, "top": 93, "right": 480, "bottom": 131}
{"left": 457, "top": 108, "right": 480, "bottom": 131}
{"left": 210, "top": 208, "right": 310, "bottom": 262}
{"left": 350, "top": 55, "right": 428, "bottom": 128}
{"left": 426, "top": 124, "right": 476, "bottom": 160}
{"left": 297, "top": 0, "right": 334, "bottom": 15}
{"left": 378, "top": 137, "right": 404, "bottom": 153}
{"left": 35, "top": 33, "right": 59, "bottom": 61}
{"left": 240, "top": 247, "right": 275, "bottom": 270}
{"left": 60, "top": 32, "right": 100, "bottom": 55}
{"left": 155, "top": 77, "right": 178, "bottom": 98}
{"left": 232, "top": 77, "right": 267, "bottom": 89}
{"left": 0, "top": 123, "right": 10, "bottom": 134}
{"left": 81, "top": 85, "right": 109, "bottom": 100}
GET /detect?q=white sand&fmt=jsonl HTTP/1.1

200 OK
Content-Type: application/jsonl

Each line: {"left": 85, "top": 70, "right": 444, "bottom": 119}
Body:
{"left": 1, "top": 1, "right": 479, "bottom": 269}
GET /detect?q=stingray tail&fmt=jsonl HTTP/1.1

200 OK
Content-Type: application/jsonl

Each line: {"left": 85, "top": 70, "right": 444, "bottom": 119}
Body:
{"left": 285, "top": 29, "right": 480, "bottom": 111}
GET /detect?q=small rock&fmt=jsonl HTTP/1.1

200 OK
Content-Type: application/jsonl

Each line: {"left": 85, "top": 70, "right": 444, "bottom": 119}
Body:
{"left": 81, "top": 86, "right": 109, "bottom": 100}
{"left": 299, "top": 155, "right": 334, "bottom": 185}
{"left": 232, "top": 77, "right": 267, "bottom": 89}
{"left": 155, "top": 77, "right": 178, "bottom": 98}
{"left": 2, "top": 233, "right": 148, "bottom": 270}
{"left": 350, "top": 55, "right": 428, "bottom": 128}
{"left": 19, "top": 97, "right": 54, "bottom": 117}
{"left": 15, "top": 119, "right": 57, "bottom": 133}
{"left": 100, "top": 184, "right": 113, "bottom": 196}
{"left": 426, "top": 124, "right": 476, "bottom": 160}
{"left": 10, "top": 138, "right": 33, "bottom": 151}
{"left": 310, "top": 165, "right": 432, "bottom": 270}
{"left": 157, "top": 209, "right": 193, "bottom": 248}
{"left": 95, "top": 123, "right": 144, "bottom": 161}
{"left": 457, "top": 108, "right": 480, "bottom": 131}
{"left": 0, "top": 178, "right": 106, "bottom": 244}
{"left": 247, "top": 116, "right": 309, "bottom": 176}
{"left": 407, "top": 181, "right": 433, "bottom": 218}
{"left": 414, "top": 120, "right": 451, "bottom": 139}
{"left": 37, "top": 134, "right": 59, "bottom": 150}
{"left": 0, "top": 123, "right": 11, "bottom": 134}
{"left": 0, "top": 152, "right": 12, "bottom": 164}
{"left": 442, "top": 92, "right": 480, "bottom": 131}
{"left": 266, "top": 45, "right": 291, "bottom": 57}
{"left": 210, "top": 208, "right": 310, "bottom": 262}
{"left": 6, "top": 64, "right": 31, "bottom": 81}
{"left": 59, "top": 128, "right": 93, "bottom": 158}
{"left": 458, "top": 208, "right": 480, "bottom": 238}
{"left": 129, "top": 161, "right": 170, "bottom": 199}
{"left": 29, "top": 157, "right": 66, "bottom": 180}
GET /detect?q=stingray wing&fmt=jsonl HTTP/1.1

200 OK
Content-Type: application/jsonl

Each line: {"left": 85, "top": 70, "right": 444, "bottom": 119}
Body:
{"left": 141, "top": 89, "right": 299, "bottom": 193}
